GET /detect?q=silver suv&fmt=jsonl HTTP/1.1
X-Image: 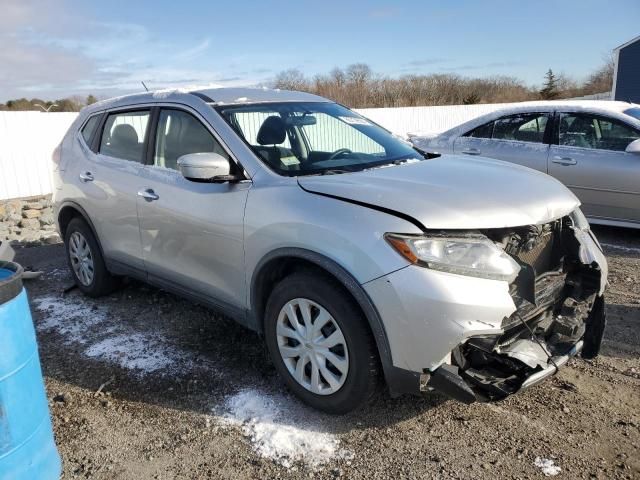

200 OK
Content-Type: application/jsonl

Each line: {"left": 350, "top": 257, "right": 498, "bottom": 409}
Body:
{"left": 53, "top": 88, "right": 608, "bottom": 413}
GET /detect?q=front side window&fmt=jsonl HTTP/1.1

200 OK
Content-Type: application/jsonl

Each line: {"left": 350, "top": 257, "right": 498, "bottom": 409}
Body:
{"left": 492, "top": 113, "right": 549, "bottom": 143}
{"left": 559, "top": 113, "right": 640, "bottom": 151}
{"left": 465, "top": 121, "right": 494, "bottom": 139}
{"left": 154, "top": 109, "right": 229, "bottom": 171}
{"left": 215, "top": 102, "right": 421, "bottom": 176}
{"left": 99, "top": 110, "right": 149, "bottom": 162}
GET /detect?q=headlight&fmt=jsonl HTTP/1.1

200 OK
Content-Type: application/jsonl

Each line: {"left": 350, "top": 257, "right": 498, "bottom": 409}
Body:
{"left": 385, "top": 233, "right": 520, "bottom": 282}
{"left": 570, "top": 208, "right": 590, "bottom": 231}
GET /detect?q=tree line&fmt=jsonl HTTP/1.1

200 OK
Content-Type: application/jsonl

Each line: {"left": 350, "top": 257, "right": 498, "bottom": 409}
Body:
{"left": 0, "top": 95, "right": 98, "bottom": 112}
{"left": 0, "top": 58, "right": 614, "bottom": 111}
{"left": 273, "top": 58, "right": 614, "bottom": 108}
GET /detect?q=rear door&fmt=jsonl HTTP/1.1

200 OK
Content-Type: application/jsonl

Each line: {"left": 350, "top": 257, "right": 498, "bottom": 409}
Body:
{"left": 548, "top": 112, "right": 640, "bottom": 223}
{"left": 136, "top": 106, "right": 251, "bottom": 311}
{"left": 79, "top": 108, "right": 151, "bottom": 273}
{"left": 454, "top": 112, "right": 551, "bottom": 172}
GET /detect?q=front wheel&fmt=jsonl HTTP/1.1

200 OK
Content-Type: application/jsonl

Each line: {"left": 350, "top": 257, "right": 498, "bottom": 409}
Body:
{"left": 264, "top": 272, "right": 378, "bottom": 414}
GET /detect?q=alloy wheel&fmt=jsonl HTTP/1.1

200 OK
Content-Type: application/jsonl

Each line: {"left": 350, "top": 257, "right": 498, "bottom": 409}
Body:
{"left": 69, "top": 231, "right": 94, "bottom": 286}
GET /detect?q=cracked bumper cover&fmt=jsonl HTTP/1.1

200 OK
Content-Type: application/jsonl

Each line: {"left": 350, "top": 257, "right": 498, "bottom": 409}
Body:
{"left": 364, "top": 224, "right": 607, "bottom": 401}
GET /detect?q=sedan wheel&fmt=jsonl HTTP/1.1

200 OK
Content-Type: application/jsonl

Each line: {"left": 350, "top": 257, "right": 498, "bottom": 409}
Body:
{"left": 276, "top": 298, "right": 349, "bottom": 395}
{"left": 68, "top": 231, "right": 94, "bottom": 286}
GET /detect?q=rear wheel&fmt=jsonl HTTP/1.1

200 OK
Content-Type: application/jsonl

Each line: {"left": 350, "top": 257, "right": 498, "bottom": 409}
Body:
{"left": 64, "top": 217, "right": 118, "bottom": 297}
{"left": 264, "top": 272, "right": 378, "bottom": 413}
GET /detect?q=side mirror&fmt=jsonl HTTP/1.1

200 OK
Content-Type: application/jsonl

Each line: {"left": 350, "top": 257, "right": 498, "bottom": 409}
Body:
{"left": 177, "top": 152, "right": 243, "bottom": 183}
{"left": 625, "top": 139, "right": 640, "bottom": 154}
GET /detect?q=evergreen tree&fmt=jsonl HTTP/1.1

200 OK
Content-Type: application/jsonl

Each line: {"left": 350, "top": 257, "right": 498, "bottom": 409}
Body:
{"left": 539, "top": 69, "right": 559, "bottom": 100}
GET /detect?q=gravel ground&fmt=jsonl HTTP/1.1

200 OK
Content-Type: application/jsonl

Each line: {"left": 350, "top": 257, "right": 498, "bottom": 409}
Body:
{"left": 13, "top": 224, "right": 640, "bottom": 479}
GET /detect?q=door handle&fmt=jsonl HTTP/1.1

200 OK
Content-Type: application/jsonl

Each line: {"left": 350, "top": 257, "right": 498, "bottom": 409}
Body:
{"left": 461, "top": 148, "right": 481, "bottom": 155}
{"left": 79, "top": 171, "right": 94, "bottom": 182}
{"left": 552, "top": 156, "right": 577, "bottom": 166}
{"left": 137, "top": 188, "right": 159, "bottom": 201}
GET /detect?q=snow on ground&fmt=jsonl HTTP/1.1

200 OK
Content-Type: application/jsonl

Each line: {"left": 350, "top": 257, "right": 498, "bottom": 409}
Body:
{"left": 33, "top": 293, "right": 194, "bottom": 376}
{"left": 534, "top": 457, "right": 562, "bottom": 476}
{"left": 221, "top": 389, "right": 353, "bottom": 469}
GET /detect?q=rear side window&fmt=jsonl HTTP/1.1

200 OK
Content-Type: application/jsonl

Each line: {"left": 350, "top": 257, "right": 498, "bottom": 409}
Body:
{"left": 99, "top": 110, "right": 150, "bottom": 163}
{"left": 80, "top": 115, "right": 100, "bottom": 145}
{"left": 492, "top": 113, "right": 549, "bottom": 143}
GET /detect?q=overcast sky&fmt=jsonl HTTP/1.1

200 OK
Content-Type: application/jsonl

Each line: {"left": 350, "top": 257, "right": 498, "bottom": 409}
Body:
{"left": 1, "top": 0, "right": 639, "bottom": 102}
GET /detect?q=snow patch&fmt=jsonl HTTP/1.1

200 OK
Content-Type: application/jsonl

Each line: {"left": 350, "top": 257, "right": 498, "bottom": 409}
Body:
{"left": 534, "top": 457, "right": 561, "bottom": 476}
{"left": 222, "top": 389, "right": 352, "bottom": 468}
{"left": 84, "top": 333, "right": 187, "bottom": 374}
{"left": 33, "top": 295, "right": 109, "bottom": 343}
{"left": 33, "top": 294, "right": 198, "bottom": 376}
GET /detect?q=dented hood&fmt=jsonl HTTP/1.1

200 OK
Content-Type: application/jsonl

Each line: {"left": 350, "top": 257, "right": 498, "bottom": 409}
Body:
{"left": 298, "top": 155, "right": 580, "bottom": 230}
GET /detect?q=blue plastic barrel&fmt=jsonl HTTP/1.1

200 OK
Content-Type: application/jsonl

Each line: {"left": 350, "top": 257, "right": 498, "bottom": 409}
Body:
{"left": 0, "top": 261, "right": 61, "bottom": 480}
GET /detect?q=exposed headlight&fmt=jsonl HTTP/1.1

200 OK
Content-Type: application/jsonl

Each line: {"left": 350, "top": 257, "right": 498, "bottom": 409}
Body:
{"left": 570, "top": 208, "right": 590, "bottom": 231}
{"left": 385, "top": 233, "right": 520, "bottom": 282}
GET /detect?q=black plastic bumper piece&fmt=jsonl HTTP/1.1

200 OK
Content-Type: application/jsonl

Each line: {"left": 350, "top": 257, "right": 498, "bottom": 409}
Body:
{"left": 427, "top": 364, "right": 477, "bottom": 404}
{"left": 582, "top": 295, "right": 606, "bottom": 359}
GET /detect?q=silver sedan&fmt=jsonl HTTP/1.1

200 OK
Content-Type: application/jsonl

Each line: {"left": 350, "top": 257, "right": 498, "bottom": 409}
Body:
{"left": 412, "top": 100, "right": 640, "bottom": 229}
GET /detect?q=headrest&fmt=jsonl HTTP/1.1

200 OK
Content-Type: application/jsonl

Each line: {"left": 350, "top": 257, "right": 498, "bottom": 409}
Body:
{"left": 257, "top": 116, "right": 286, "bottom": 145}
{"left": 111, "top": 123, "right": 138, "bottom": 147}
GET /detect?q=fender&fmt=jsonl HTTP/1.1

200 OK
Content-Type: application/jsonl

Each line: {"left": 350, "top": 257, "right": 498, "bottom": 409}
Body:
{"left": 56, "top": 200, "right": 105, "bottom": 258}
{"left": 250, "top": 247, "right": 421, "bottom": 396}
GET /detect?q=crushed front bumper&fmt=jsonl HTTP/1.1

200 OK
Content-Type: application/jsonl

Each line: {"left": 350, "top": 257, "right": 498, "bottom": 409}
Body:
{"left": 364, "top": 219, "right": 607, "bottom": 402}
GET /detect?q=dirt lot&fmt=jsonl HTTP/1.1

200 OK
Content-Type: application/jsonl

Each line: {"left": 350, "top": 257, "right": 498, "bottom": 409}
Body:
{"left": 13, "top": 225, "right": 640, "bottom": 479}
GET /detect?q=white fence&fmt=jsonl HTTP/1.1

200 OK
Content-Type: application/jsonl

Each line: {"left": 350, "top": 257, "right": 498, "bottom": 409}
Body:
{"left": 0, "top": 112, "right": 77, "bottom": 200}
{"left": 0, "top": 103, "right": 516, "bottom": 200}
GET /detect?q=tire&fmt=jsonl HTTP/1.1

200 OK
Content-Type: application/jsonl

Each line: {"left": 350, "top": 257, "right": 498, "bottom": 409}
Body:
{"left": 64, "top": 217, "right": 118, "bottom": 297}
{"left": 264, "top": 271, "right": 378, "bottom": 414}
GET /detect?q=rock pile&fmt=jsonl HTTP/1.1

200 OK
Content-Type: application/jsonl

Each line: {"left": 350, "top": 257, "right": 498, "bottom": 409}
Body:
{"left": 0, "top": 195, "right": 61, "bottom": 245}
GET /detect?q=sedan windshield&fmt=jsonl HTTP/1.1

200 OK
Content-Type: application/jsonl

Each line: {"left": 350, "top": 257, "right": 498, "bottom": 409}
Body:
{"left": 214, "top": 101, "right": 423, "bottom": 176}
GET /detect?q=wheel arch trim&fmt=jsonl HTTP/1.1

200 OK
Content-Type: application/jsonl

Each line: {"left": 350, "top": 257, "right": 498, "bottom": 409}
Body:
{"left": 250, "top": 247, "right": 401, "bottom": 386}
{"left": 57, "top": 201, "right": 106, "bottom": 259}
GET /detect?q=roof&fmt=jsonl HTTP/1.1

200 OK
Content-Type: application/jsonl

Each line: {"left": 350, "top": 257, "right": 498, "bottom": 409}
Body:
{"left": 83, "top": 86, "right": 329, "bottom": 115}
{"left": 614, "top": 34, "right": 640, "bottom": 52}
{"left": 192, "top": 87, "right": 328, "bottom": 104}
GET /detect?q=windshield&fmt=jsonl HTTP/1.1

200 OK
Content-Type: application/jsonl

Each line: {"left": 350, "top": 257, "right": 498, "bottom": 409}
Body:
{"left": 624, "top": 107, "right": 640, "bottom": 121}
{"left": 214, "top": 101, "right": 423, "bottom": 176}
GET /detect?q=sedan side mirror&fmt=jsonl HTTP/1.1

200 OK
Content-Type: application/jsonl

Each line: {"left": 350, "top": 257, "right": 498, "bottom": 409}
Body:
{"left": 625, "top": 139, "right": 640, "bottom": 154}
{"left": 177, "top": 152, "right": 243, "bottom": 183}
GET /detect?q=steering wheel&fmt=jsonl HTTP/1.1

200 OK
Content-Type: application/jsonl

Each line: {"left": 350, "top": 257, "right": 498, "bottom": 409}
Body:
{"left": 327, "top": 148, "right": 352, "bottom": 160}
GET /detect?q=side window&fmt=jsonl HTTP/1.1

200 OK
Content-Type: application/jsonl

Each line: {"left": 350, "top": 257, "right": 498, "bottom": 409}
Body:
{"left": 465, "top": 121, "right": 493, "bottom": 139}
{"left": 559, "top": 113, "right": 640, "bottom": 151}
{"left": 492, "top": 113, "right": 549, "bottom": 143}
{"left": 154, "top": 109, "right": 230, "bottom": 171}
{"left": 80, "top": 115, "right": 100, "bottom": 145}
{"left": 99, "top": 110, "right": 149, "bottom": 162}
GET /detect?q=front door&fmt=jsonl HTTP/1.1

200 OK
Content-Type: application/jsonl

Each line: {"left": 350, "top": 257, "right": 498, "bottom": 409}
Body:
{"left": 136, "top": 107, "right": 251, "bottom": 311}
{"left": 548, "top": 112, "right": 640, "bottom": 223}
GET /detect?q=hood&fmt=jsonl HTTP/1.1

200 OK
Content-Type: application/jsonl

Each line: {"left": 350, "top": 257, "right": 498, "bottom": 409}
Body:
{"left": 298, "top": 155, "right": 580, "bottom": 230}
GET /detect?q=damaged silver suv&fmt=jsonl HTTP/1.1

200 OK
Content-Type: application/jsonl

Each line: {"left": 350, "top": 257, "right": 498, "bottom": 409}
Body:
{"left": 52, "top": 87, "right": 607, "bottom": 413}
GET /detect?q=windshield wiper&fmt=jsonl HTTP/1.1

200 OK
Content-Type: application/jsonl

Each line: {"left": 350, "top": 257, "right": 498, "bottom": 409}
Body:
{"left": 320, "top": 168, "right": 355, "bottom": 175}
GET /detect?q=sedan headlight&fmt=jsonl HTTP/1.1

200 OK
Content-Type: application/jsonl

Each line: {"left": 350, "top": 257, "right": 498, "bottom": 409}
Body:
{"left": 385, "top": 233, "right": 520, "bottom": 282}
